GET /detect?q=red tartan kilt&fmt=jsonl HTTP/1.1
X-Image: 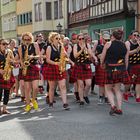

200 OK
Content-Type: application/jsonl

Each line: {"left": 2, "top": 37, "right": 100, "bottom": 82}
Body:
{"left": 18, "top": 69, "right": 25, "bottom": 80}
{"left": 24, "top": 64, "right": 40, "bottom": 81}
{"left": 104, "top": 70, "right": 130, "bottom": 84}
{"left": 42, "top": 64, "right": 67, "bottom": 81}
{"left": 95, "top": 65, "right": 106, "bottom": 86}
{"left": 129, "top": 64, "right": 140, "bottom": 84}
{"left": 68, "top": 66, "right": 77, "bottom": 83}
{"left": 71, "top": 64, "right": 92, "bottom": 80}
{"left": 0, "top": 74, "right": 15, "bottom": 89}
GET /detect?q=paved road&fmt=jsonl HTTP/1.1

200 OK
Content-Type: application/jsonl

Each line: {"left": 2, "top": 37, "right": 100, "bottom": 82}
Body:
{"left": 0, "top": 89, "right": 140, "bottom": 140}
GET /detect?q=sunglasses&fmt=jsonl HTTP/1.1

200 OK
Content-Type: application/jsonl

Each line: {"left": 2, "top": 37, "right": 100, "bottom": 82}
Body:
{"left": 55, "top": 38, "right": 60, "bottom": 40}
{"left": 133, "top": 34, "right": 139, "bottom": 37}
{"left": 105, "top": 39, "right": 110, "bottom": 42}
{"left": 2, "top": 43, "right": 8, "bottom": 46}
{"left": 24, "top": 38, "right": 31, "bottom": 41}
{"left": 78, "top": 38, "right": 84, "bottom": 40}
{"left": 72, "top": 38, "right": 76, "bottom": 40}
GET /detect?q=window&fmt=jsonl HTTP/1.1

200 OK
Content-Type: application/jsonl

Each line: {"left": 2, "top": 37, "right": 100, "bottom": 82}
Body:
{"left": 2, "top": 0, "right": 9, "bottom": 5}
{"left": 72, "top": 0, "right": 76, "bottom": 11}
{"left": 54, "top": 1, "right": 58, "bottom": 19}
{"left": 2, "top": 16, "right": 16, "bottom": 32}
{"left": 17, "top": 12, "right": 32, "bottom": 25}
{"left": 46, "top": 2, "right": 52, "bottom": 20}
{"left": 59, "top": 0, "right": 63, "bottom": 18}
{"left": 34, "top": 3, "right": 42, "bottom": 21}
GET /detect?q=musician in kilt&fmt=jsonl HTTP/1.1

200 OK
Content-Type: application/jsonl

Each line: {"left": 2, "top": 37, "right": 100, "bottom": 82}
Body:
{"left": 125, "top": 30, "right": 140, "bottom": 102}
{"left": 0, "top": 39, "right": 15, "bottom": 115}
{"left": 101, "top": 30, "right": 130, "bottom": 115}
{"left": 42, "top": 32, "right": 69, "bottom": 110}
{"left": 18, "top": 32, "right": 40, "bottom": 112}
{"left": 72, "top": 33, "right": 97, "bottom": 105}
{"left": 93, "top": 32, "right": 110, "bottom": 104}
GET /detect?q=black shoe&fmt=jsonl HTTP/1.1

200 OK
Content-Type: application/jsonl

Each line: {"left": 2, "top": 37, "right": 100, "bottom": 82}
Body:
{"left": 46, "top": 96, "right": 49, "bottom": 104}
{"left": 115, "top": 109, "right": 123, "bottom": 115}
{"left": 63, "top": 104, "right": 70, "bottom": 110}
{"left": 46, "top": 96, "right": 56, "bottom": 104}
{"left": 84, "top": 96, "right": 90, "bottom": 104}
{"left": 109, "top": 106, "right": 117, "bottom": 116}
{"left": 104, "top": 97, "right": 110, "bottom": 104}
{"left": 49, "top": 103, "right": 53, "bottom": 107}
{"left": 54, "top": 92, "right": 59, "bottom": 97}
{"left": 97, "top": 96, "right": 104, "bottom": 105}
{"left": 79, "top": 101, "right": 84, "bottom": 106}
{"left": 74, "top": 92, "right": 80, "bottom": 101}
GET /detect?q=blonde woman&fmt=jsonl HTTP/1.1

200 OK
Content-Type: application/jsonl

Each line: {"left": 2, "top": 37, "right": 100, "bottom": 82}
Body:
{"left": 0, "top": 39, "right": 15, "bottom": 114}
{"left": 18, "top": 32, "right": 40, "bottom": 112}
{"left": 42, "top": 32, "right": 69, "bottom": 110}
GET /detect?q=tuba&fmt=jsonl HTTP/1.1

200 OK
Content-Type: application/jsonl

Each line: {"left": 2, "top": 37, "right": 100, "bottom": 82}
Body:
{"left": 59, "top": 43, "right": 69, "bottom": 74}
{"left": 3, "top": 49, "right": 14, "bottom": 81}
{"left": 22, "top": 45, "right": 30, "bottom": 76}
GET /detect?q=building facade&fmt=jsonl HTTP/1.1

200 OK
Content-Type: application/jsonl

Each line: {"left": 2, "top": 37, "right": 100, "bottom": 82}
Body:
{"left": 32, "top": 0, "right": 68, "bottom": 38}
{"left": 68, "top": 0, "right": 135, "bottom": 40}
{"left": 137, "top": 0, "right": 140, "bottom": 32}
{"left": 16, "top": 0, "right": 33, "bottom": 42}
{"left": 1, "top": 0, "right": 17, "bottom": 40}
{"left": 0, "top": 1, "right": 2, "bottom": 38}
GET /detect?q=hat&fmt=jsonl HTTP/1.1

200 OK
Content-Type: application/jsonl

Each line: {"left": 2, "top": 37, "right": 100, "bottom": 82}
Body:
{"left": 102, "top": 31, "right": 110, "bottom": 39}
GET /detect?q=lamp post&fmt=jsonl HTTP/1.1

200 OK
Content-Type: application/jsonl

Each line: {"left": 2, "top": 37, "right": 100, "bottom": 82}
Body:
{"left": 127, "top": 0, "right": 138, "bottom": 30}
{"left": 56, "top": 22, "right": 63, "bottom": 34}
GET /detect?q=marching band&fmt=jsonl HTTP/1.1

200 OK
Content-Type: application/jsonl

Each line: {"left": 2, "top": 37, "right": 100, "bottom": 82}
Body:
{"left": 0, "top": 29, "right": 140, "bottom": 116}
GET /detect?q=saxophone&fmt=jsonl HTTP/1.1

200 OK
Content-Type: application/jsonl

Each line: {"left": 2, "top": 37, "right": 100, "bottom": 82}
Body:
{"left": 3, "top": 49, "right": 14, "bottom": 81}
{"left": 22, "top": 45, "right": 30, "bottom": 76}
{"left": 59, "top": 44, "right": 69, "bottom": 74}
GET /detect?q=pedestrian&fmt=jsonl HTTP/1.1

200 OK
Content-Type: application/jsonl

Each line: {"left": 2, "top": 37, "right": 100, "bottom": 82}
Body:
{"left": 18, "top": 32, "right": 40, "bottom": 112}
{"left": 42, "top": 32, "right": 70, "bottom": 110}
{"left": 0, "top": 39, "right": 15, "bottom": 114}
{"left": 72, "top": 33, "right": 97, "bottom": 105}
{"left": 101, "top": 30, "right": 130, "bottom": 115}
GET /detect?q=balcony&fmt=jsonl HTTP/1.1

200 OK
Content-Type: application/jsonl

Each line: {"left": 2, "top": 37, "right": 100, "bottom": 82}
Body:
{"left": 90, "top": 0, "right": 124, "bottom": 19}
{"left": 69, "top": 8, "right": 90, "bottom": 24}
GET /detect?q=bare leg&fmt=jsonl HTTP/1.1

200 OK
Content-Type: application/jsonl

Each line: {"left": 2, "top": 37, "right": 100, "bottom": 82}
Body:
{"left": 84, "top": 79, "right": 91, "bottom": 97}
{"left": 77, "top": 80, "right": 84, "bottom": 102}
{"left": 105, "top": 84, "right": 115, "bottom": 107}
{"left": 114, "top": 83, "right": 122, "bottom": 110}
{"left": 24, "top": 81, "right": 31, "bottom": 105}
{"left": 15, "top": 76, "right": 19, "bottom": 96}
{"left": 48, "top": 81, "right": 56, "bottom": 104}
{"left": 58, "top": 79, "right": 67, "bottom": 104}
{"left": 32, "top": 80, "right": 39, "bottom": 100}
{"left": 135, "top": 84, "right": 140, "bottom": 98}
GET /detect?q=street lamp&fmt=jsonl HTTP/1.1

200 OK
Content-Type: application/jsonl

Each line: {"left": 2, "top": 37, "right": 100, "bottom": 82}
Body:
{"left": 56, "top": 22, "right": 63, "bottom": 34}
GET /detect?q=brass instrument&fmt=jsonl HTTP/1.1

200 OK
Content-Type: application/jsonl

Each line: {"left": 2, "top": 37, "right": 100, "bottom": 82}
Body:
{"left": 3, "top": 49, "right": 14, "bottom": 81}
{"left": 22, "top": 45, "right": 30, "bottom": 76}
{"left": 59, "top": 44, "right": 69, "bottom": 75}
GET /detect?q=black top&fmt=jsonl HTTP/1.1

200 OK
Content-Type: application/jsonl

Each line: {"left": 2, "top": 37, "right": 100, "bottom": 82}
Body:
{"left": 38, "top": 42, "right": 46, "bottom": 51}
{"left": 0, "top": 53, "right": 5, "bottom": 69}
{"left": 13, "top": 47, "right": 19, "bottom": 57}
{"left": 50, "top": 45, "right": 61, "bottom": 62}
{"left": 129, "top": 41, "right": 140, "bottom": 65}
{"left": 75, "top": 44, "right": 91, "bottom": 64}
{"left": 69, "top": 44, "right": 75, "bottom": 62}
{"left": 21, "top": 43, "right": 37, "bottom": 65}
{"left": 105, "top": 40, "right": 127, "bottom": 65}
